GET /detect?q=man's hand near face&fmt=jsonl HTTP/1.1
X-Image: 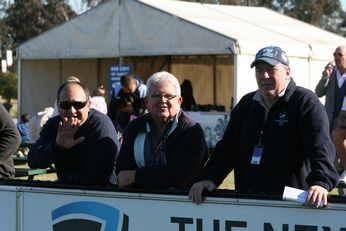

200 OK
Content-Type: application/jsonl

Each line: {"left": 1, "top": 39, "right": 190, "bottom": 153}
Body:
{"left": 56, "top": 117, "right": 85, "bottom": 149}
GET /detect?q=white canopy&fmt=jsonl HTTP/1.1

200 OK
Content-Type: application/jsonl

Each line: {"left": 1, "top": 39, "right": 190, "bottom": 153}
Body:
{"left": 18, "top": 0, "right": 345, "bottom": 60}
{"left": 17, "top": 0, "right": 346, "bottom": 117}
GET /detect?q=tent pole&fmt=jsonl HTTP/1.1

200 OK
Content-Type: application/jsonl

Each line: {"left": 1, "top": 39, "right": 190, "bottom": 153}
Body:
{"left": 213, "top": 55, "right": 216, "bottom": 105}
{"left": 17, "top": 49, "right": 21, "bottom": 121}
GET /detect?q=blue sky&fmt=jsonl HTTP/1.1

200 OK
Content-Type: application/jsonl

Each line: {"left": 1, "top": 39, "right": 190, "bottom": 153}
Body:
{"left": 68, "top": 0, "right": 87, "bottom": 14}
{"left": 341, "top": 0, "right": 346, "bottom": 11}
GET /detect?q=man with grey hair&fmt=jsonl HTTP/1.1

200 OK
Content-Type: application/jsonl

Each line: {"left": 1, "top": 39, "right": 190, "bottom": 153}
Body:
{"left": 115, "top": 71, "right": 208, "bottom": 188}
{"left": 189, "top": 46, "right": 338, "bottom": 207}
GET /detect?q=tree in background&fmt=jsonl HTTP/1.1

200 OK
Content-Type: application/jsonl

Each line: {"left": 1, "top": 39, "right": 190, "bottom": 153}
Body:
{"left": 0, "top": 71, "right": 17, "bottom": 112}
{"left": 274, "top": 0, "right": 343, "bottom": 35}
{"left": 5, "top": 0, "right": 76, "bottom": 50}
{"left": 0, "top": 0, "right": 77, "bottom": 115}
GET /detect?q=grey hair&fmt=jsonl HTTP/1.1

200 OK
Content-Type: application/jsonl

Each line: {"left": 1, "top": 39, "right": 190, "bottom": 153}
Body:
{"left": 146, "top": 71, "right": 181, "bottom": 96}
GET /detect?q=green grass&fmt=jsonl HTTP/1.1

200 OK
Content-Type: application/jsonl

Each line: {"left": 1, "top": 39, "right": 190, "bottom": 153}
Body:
{"left": 218, "top": 170, "right": 342, "bottom": 196}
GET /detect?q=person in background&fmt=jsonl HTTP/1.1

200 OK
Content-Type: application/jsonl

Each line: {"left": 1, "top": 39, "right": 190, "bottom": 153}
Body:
{"left": 189, "top": 46, "right": 338, "bottom": 208}
{"left": 90, "top": 85, "right": 107, "bottom": 114}
{"left": 28, "top": 81, "right": 119, "bottom": 185}
{"left": 180, "top": 79, "right": 197, "bottom": 111}
{"left": 28, "top": 107, "right": 54, "bottom": 144}
{"left": 119, "top": 93, "right": 138, "bottom": 122}
{"left": 115, "top": 71, "right": 208, "bottom": 189}
{"left": 332, "top": 96, "right": 346, "bottom": 185}
{"left": 315, "top": 45, "right": 346, "bottom": 184}
{"left": 0, "top": 104, "right": 21, "bottom": 178}
{"left": 108, "top": 74, "right": 147, "bottom": 132}
{"left": 16, "top": 113, "right": 31, "bottom": 156}
{"left": 17, "top": 113, "right": 30, "bottom": 144}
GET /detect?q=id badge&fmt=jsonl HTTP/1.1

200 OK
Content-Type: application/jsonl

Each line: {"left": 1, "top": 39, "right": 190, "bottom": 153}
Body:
{"left": 251, "top": 145, "right": 263, "bottom": 165}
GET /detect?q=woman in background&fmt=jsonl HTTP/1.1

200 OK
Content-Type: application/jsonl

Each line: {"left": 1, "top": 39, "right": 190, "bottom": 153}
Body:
{"left": 180, "top": 79, "right": 196, "bottom": 111}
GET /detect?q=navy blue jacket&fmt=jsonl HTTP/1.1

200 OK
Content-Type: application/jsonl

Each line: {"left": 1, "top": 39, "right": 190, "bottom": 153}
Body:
{"left": 116, "top": 111, "right": 208, "bottom": 188}
{"left": 28, "top": 109, "right": 119, "bottom": 185}
{"left": 201, "top": 79, "right": 338, "bottom": 193}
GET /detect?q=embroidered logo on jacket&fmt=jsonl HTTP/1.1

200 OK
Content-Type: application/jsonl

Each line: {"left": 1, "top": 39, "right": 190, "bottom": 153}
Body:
{"left": 275, "top": 111, "right": 288, "bottom": 126}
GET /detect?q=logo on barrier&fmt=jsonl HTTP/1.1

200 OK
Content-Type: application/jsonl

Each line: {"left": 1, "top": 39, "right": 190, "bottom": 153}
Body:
{"left": 51, "top": 201, "right": 129, "bottom": 231}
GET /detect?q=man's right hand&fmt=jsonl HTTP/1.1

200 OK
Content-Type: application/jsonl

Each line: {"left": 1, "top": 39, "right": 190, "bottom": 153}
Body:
{"left": 56, "top": 117, "right": 85, "bottom": 149}
{"left": 188, "top": 180, "right": 216, "bottom": 204}
{"left": 322, "top": 61, "right": 334, "bottom": 79}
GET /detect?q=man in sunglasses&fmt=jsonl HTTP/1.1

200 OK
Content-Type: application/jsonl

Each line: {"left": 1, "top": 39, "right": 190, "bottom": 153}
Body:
{"left": 315, "top": 45, "right": 346, "bottom": 185}
{"left": 316, "top": 45, "right": 346, "bottom": 129}
{"left": 28, "top": 81, "right": 120, "bottom": 186}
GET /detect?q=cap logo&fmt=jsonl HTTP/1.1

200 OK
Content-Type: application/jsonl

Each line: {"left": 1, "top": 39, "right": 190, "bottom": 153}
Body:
{"left": 257, "top": 47, "right": 276, "bottom": 59}
{"left": 251, "top": 46, "right": 289, "bottom": 68}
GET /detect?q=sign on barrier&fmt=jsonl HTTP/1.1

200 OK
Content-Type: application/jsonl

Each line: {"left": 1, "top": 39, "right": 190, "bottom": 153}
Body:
{"left": 1, "top": 185, "right": 346, "bottom": 231}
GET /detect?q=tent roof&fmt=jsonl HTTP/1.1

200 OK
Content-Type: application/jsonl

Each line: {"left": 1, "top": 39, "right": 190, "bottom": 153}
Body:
{"left": 18, "top": 0, "right": 346, "bottom": 60}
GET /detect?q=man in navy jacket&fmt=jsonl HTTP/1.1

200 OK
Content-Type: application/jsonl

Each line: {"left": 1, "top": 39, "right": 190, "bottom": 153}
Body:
{"left": 28, "top": 81, "right": 119, "bottom": 185}
{"left": 189, "top": 46, "right": 338, "bottom": 208}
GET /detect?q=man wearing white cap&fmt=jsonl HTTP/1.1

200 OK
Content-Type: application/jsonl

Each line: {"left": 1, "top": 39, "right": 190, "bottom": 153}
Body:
{"left": 189, "top": 46, "right": 338, "bottom": 208}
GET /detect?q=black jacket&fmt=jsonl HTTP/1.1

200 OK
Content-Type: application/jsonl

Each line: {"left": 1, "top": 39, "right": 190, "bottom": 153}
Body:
{"left": 116, "top": 111, "right": 208, "bottom": 188}
{"left": 28, "top": 109, "right": 120, "bottom": 185}
{"left": 201, "top": 79, "right": 338, "bottom": 193}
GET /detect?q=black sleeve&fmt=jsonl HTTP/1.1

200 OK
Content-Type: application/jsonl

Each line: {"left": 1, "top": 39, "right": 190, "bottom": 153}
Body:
{"left": 297, "top": 90, "right": 338, "bottom": 191}
{"left": 200, "top": 110, "right": 237, "bottom": 186}
{"left": 27, "top": 118, "right": 61, "bottom": 169}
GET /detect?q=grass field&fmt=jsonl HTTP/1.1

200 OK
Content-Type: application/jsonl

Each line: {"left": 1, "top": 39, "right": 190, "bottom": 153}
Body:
{"left": 15, "top": 167, "right": 343, "bottom": 196}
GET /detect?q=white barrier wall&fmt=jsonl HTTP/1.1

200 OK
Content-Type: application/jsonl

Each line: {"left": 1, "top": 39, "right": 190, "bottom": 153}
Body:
{"left": 1, "top": 185, "right": 346, "bottom": 231}
{"left": 0, "top": 186, "right": 17, "bottom": 231}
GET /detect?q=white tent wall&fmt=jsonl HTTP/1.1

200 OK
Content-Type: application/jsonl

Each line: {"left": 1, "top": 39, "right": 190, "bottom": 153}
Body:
{"left": 21, "top": 60, "right": 60, "bottom": 116}
{"left": 288, "top": 57, "right": 310, "bottom": 89}
{"left": 20, "top": 59, "right": 99, "bottom": 116}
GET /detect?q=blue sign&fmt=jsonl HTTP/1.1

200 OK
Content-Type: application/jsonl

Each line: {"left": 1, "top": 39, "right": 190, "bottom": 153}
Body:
{"left": 52, "top": 201, "right": 129, "bottom": 231}
{"left": 109, "top": 65, "right": 131, "bottom": 97}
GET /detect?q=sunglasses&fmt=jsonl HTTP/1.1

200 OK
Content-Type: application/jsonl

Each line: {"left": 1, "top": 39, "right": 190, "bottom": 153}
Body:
{"left": 59, "top": 100, "right": 88, "bottom": 110}
{"left": 333, "top": 52, "right": 344, "bottom": 58}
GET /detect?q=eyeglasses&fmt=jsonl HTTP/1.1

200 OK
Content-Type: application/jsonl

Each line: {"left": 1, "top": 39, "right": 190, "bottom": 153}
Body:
{"left": 59, "top": 100, "right": 88, "bottom": 110}
{"left": 150, "top": 93, "right": 178, "bottom": 101}
{"left": 333, "top": 52, "right": 344, "bottom": 58}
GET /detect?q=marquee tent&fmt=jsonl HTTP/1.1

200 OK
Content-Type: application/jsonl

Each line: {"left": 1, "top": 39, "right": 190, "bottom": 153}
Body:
{"left": 17, "top": 0, "right": 346, "bottom": 116}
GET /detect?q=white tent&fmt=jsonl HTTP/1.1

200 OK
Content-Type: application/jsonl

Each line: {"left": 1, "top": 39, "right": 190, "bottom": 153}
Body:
{"left": 17, "top": 0, "right": 346, "bottom": 116}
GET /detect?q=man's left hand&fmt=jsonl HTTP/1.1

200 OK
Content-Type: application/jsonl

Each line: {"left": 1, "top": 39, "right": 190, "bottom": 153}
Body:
{"left": 117, "top": 170, "right": 136, "bottom": 188}
{"left": 305, "top": 185, "right": 328, "bottom": 208}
